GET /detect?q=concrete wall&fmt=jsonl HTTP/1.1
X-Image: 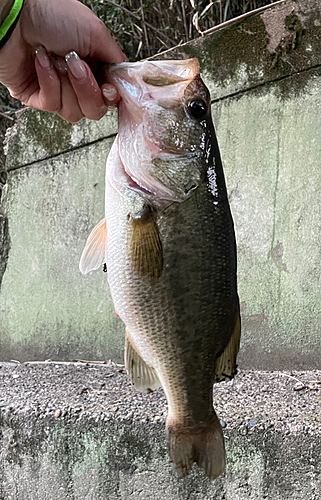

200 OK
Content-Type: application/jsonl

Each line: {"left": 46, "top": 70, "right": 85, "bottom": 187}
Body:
{"left": 1, "top": 0, "right": 321, "bottom": 368}
{"left": 1, "top": 363, "right": 321, "bottom": 500}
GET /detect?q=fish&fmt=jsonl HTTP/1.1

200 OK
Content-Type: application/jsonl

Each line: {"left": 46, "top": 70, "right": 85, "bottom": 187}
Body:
{"left": 79, "top": 58, "right": 240, "bottom": 480}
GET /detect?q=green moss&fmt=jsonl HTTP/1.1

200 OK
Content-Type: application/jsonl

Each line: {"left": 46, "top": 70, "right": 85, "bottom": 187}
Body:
{"left": 275, "top": 65, "right": 321, "bottom": 100}
{"left": 175, "top": 15, "right": 269, "bottom": 88}
{"left": 285, "top": 13, "right": 303, "bottom": 37}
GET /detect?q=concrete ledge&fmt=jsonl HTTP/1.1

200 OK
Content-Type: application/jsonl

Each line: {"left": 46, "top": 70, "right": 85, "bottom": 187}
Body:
{"left": 1, "top": 364, "right": 321, "bottom": 499}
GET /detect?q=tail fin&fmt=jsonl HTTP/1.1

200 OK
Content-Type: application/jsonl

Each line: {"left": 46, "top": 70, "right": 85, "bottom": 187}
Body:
{"left": 166, "top": 416, "right": 225, "bottom": 479}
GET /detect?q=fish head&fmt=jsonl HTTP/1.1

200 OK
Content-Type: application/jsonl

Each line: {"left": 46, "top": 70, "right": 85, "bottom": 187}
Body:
{"left": 107, "top": 59, "right": 211, "bottom": 202}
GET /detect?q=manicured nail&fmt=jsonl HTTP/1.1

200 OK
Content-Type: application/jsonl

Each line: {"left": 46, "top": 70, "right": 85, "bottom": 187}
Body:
{"left": 65, "top": 51, "right": 87, "bottom": 80}
{"left": 35, "top": 46, "right": 52, "bottom": 69}
{"left": 102, "top": 87, "right": 117, "bottom": 100}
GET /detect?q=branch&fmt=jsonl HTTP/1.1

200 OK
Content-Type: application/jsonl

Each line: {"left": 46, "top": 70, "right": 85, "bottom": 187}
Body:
{"left": 201, "top": 0, "right": 286, "bottom": 36}
{"left": 103, "top": 0, "right": 177, "bottom": 46}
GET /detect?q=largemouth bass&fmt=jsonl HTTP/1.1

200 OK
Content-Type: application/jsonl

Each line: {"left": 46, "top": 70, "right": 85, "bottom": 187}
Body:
{"left": 80, "top": 58, "right": 240, "bottom": 479}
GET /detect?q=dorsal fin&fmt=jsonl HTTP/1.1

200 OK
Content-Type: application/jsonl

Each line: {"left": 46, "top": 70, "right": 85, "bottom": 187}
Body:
{"left": 79, "top": 219, "right": 107, "bottom": 275}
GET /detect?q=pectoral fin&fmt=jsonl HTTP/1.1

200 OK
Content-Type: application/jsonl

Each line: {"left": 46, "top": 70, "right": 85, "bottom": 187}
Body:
{"left": 125, "top": 330, "right": 161, "bottom": 392}
{"left": 79, "top": 219, "right": 107, "bottom": 275}
{"left": 128, "top": 205, "right": 163, "bottom": 284}
{"left": 214, "top": 310, "right": 241, "bottom": 383}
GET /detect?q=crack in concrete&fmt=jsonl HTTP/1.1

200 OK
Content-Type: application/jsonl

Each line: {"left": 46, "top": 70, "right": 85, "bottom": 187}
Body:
{"left": 270, "top": 115, "right": 281, "bottom": 257}
{"left": 0, "top": 214, "right": 10, "bottom": 293}
{"left": 270, "top": 112, "right": 282, "bottom": 316}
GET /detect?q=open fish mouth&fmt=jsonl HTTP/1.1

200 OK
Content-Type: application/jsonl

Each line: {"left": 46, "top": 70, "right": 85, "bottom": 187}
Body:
{"left": 106, "top": 58, "right": 201, "bottom": 121}
{"left": 106, "top": 58, "right": 206, "bottom": 202}
{"left": 107, "top": 59, "right": 200, "bottom": 98}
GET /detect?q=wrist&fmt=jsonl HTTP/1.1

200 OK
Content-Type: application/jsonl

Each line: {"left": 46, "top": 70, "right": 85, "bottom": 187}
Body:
{"left": 0, "top": 0, "right": 23, "bottom": 50}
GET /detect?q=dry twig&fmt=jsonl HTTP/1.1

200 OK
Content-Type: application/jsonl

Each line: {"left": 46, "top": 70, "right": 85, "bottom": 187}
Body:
{"left": 103, "top": 0, "right": 177, "bottom": 45}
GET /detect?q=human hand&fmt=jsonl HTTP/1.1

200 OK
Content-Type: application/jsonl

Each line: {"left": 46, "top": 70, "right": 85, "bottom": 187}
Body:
{"left": 0, "top": 0, "right": 127, "bottom": 123}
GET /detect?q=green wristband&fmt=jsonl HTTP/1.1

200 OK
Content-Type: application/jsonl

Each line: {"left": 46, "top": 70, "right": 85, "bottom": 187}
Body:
{"left": 0, "top": 0, "right": 23, "bottom": 41}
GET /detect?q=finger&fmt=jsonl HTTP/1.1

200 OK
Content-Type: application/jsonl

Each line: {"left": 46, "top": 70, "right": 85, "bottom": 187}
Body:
{"left": 65, "top": 51, "right": 109, "bottom": 121}
{"left": 52, "top": 56, "right": 84, "bottom": 124}
{"left": 26, "top": 46, "right": 62, "bottom": 112}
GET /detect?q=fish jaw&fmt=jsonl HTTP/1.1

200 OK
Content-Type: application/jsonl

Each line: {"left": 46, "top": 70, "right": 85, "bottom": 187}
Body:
{"left": 106, "top": 136, "right": 185, "bottom": 204}
{"left": 106, "top": 59, "right": 209, "bottom": 203}
{"left": 107, "top": 136, "right": 202, "bottom": 205}
{"left": 107, "top": 59, "right": 200, "bottom": 109}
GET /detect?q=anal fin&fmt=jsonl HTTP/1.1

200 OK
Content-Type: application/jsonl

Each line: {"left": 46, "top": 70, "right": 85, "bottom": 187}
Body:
{"left": 214, "top": 309, "right": 241, "bottom": 383}
{"left": 125, "top": 330, "right": 161, "bottom": 392}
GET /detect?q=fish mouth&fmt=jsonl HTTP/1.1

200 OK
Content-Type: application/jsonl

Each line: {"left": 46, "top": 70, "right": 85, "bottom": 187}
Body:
{"left": 106, "top": 59, "right": 203, "bottom": 202}
{"left": 106, "top": 59, "right": 200, "bottom": 107}
{"left": 107, "top": 59, "right": 200, "bottom": 85}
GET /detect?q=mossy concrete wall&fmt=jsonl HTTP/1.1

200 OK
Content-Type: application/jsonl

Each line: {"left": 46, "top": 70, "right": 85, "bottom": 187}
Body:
{"left": 1, "top": 0, "right": 321, "bottom": 368}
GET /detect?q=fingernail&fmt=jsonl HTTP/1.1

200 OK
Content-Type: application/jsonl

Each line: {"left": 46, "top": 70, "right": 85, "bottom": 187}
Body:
{"left": 65, "top": 51, "right": 87, "bottom": 80}
{"left": 35, "top": 46, "right": 52, "bottom": 69}
{"left": 103, "top": 87, "right": 117, "bottom": 100}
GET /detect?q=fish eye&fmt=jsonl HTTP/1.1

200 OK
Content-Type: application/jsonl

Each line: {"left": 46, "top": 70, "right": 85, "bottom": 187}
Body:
{"left": 188, "top": 99, "right": 207, "bottom": 120}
